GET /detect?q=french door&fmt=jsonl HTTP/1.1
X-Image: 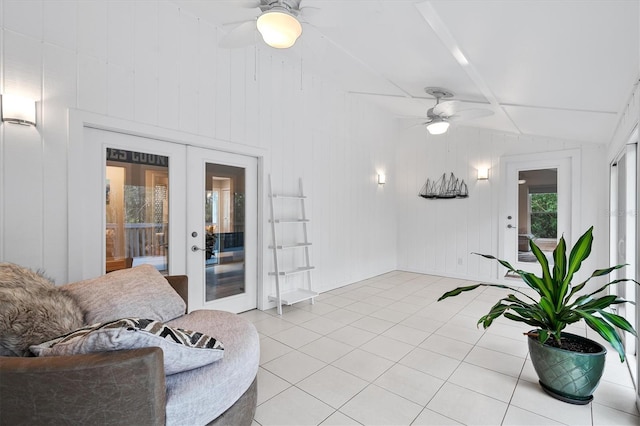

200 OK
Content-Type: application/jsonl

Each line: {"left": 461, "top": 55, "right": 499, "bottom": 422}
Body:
{"left": 500, "top": 151, "right": 577, "bottom": 280}
{"left": 186, "top": 147, "right": 258, "bottom": 313}
{"left": 74, "top": 127, "right": 257, "bottom": 313}
{"left": 73, "top": 128, "right": 187, "bottom": 280}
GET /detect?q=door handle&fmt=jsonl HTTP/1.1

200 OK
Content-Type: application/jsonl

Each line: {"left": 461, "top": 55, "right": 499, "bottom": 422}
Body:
{"left": 507, "top": 224, "right": 515, "bottom": 229}
{"left": 191, "top": 245, "right": 206, "bottom": 252}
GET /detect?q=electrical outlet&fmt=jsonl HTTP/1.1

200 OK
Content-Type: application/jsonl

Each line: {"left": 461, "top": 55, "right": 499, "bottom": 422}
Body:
{"left": 457, "top": 257, "right": 463, "bottom": 266}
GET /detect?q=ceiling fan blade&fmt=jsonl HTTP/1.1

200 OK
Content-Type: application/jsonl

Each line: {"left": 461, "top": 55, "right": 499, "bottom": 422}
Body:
{"left": 219, "top": 21, "right": 257, "bottom": 48}
{"left": 432, "top": 100, "right": 460, "bottom": 117}
{"left": 236, "top": 0, "right": 261, "bottom": 9}
{"left": 398, "top": 117, "right": 430, "bottom": 129}
{"left": 299, "top": 6, "right": 332, "bottom": 26}
{"left": 448, "top": 108, "right": 494, "bottom": 122}
{"left": 299, "top": 6, "right": 320, "bottom": 16}
{"left": 407, "top": 121, "right": 430, "bottom": 129}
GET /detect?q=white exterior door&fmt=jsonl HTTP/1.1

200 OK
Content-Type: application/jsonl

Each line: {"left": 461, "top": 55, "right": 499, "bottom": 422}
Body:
{"left": 186, "top": 146, "right": 258, "bottom": 313}
{"left": 500, "top": 151, "right": 578, "bottom": 281}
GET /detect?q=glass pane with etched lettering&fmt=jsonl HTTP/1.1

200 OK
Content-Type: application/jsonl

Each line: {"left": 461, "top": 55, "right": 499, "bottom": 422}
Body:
{"left": 105, "top": 148, "right": 169, "bottom": 273}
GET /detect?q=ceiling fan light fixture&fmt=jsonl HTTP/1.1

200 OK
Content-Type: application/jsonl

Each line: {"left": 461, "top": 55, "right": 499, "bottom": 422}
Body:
{"left": 256, "top": 9, "right": 302, "bottom": 49}
{"left": 426, "top": 117, "right": 450, "bottom": 135}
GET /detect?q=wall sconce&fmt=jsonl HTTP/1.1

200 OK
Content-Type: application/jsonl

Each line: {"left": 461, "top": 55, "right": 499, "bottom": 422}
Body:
{"left": 378, "top": 173, "right": 386, "bottom": 185}
{"left": 477, "top": 167, "right": 489, "bottom": 180}
{"left": 1, "top": 94, "right": 36, "bottom": 126}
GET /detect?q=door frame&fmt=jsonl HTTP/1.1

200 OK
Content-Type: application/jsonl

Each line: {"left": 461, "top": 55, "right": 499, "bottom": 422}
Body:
{"left": 610, "top": 128, "right": 639, "bottom": 392}
{"left": 498, "top": 149, "right": 581, "bottom": 283}
{"left": 67, "top": 110, "right": 268, "bottom": 310}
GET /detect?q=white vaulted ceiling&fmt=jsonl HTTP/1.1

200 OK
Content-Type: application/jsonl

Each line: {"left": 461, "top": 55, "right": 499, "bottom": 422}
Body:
{"left": 176, "top": 0, "right": 639, "bottom": 144}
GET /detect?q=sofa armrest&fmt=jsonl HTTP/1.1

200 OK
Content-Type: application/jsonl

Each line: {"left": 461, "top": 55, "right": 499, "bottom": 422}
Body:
{"left": 0, "top": 348, "right": 166, "bottom": 426}
{"left": 165, "top": 274, "right": 188, "bottom": 311}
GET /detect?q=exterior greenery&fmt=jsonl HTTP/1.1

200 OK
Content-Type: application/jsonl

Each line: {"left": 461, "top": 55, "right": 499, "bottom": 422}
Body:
{"left": 530, "top": 193, "right": 557, "bottom": 238}
{"left": 438, "top": 227, "right": 639, "bottom": 361}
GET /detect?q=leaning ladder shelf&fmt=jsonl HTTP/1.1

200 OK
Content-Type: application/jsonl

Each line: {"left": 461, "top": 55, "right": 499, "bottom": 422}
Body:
{"left": 268, "top": 175, "right": 318, "bottom": 315}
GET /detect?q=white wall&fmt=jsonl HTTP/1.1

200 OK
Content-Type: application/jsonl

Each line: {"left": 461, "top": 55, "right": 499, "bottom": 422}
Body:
{"left": 395, "top": 125, "right": 609, "bottom": 285}
{"left": 0, "top": 0, "right": 397, "bottom": 293}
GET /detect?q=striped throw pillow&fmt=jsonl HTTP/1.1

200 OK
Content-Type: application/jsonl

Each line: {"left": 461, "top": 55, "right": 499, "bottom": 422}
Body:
{"left": 30, "top": 318, "right": 224, "bottom": 375}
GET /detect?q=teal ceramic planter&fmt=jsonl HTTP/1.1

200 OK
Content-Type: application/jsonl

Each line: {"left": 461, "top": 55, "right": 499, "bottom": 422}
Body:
{"left": 527, "top": 331, "right": 606, "bottom": 404}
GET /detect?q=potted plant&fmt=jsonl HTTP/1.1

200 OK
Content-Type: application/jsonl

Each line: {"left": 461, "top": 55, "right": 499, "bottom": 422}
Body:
{"left": 438, "top": 226, "right": 639, "bottom": 404}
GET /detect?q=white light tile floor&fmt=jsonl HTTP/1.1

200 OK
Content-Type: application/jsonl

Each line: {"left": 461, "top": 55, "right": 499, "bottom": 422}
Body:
{"left": 242, "top": 271, "right": 640, "bottom": 425}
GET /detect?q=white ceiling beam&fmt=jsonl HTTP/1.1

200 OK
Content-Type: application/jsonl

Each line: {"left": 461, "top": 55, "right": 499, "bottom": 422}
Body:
{"left": 414, "top": 0, "right": 522, "bottom": 134}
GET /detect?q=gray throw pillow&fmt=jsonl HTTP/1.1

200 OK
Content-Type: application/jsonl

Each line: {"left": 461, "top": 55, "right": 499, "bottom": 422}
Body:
{"left": 0, "top": 263, "right": 84, "bottom": 356}
{"left": 30, "top": 318, "right": 224, "bottom": 375}
{"left": 62, "top": 264, "right": 186, "bottom": 325}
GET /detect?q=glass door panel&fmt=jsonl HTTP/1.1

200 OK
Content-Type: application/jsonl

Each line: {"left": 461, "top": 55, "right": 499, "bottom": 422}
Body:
{"left": 517, "top": 168, "right": 558, "bottom": 263}
{"left": 204, "top": 164, "right": 246, "bottom": 302}
{"left": 105, "top": 148, "right": 169, "bottom": 274}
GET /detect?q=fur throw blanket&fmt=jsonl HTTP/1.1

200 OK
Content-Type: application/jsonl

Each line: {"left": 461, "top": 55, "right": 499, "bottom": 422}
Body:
{"left": 0, "top": 263, "right": 84, "bottom": 356}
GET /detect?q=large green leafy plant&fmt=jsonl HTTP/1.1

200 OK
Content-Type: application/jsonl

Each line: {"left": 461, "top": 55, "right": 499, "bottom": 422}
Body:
{"left": 439, "top": 226, "right": 639, "bottom": 361}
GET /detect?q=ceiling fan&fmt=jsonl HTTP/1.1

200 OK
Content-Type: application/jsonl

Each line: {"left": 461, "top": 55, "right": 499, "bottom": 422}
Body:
{"left": 420, "top": 87, "right": 494, "bottom": 135}
{"left": 220, "top": 0, "right": 318, "bottom": 49}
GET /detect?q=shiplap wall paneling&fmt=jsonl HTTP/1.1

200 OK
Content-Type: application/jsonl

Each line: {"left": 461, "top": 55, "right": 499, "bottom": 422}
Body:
{"left": 40, "top": 0, "right": 77, "bottom": 282}
{"left": 325, "top": 91, "right": 349, "bottom": 288}
{"left": 215, "top": 37, "right": 232, "bottom": 141}
{"left": 350, "top": 99, "right": 370, "bottom": 280}
{"left": 42, "top": 43, "right": 76, "bottom": 282}
{"left": 229, "top": 48, "right": 247, "bottom": 144}
{"left": 404, "top": 130, "right": 425, "bottom": 272}
{"left": 311, "top": 125, "right": 333, "bottom": 290}
{"left": 2, "top": 27, "right": 43, "bottom": 270}
{"left": 107, "top": 2, "right": 134, "bottom": 120}
{"left": 107, "top": 2, "right": 135, "bottom": 71}
{"left": 158, "top": 2, "right": 179, "bottom": 130}
{"left": 395, "top": 127, "right": 421, "bottom": 272}
{"left": 4, "top": 0, "right": 41, "bottom": 40}
{"left": 431, "top": 135, "right": 450, "bottom": 274}
{"left": 257, "top": 50, "right": 273, "bottom": 149}
{"left": 244, "top": 47, "right": 260, "bottom": 146}
{"left": 346, "top": 96, "right": 360, "bottom": 282}
{"left": 44, "top": 2, "right": 76, "bottom": 50}
{"left": 134, "top": 1, "right": 159, "bottom": 127}
{"left": 282, "top": 59, "right": 300, "bottom": 189}
{"left": 476, "top": 129, "right": 497, "bottom": 280}
{"left": 178, "top": 10, "right": 199, "bottom": 133}
{"left": 78, "top": 1, "right": 106, "bottom": 60}
{"left": 279, "top": 57, "right": 306, "bottom": 294}
{"left": 77, "top": 56, "right": 105, "bottom": 115}
{"left": 196, "top": 22, "right": 216, "bottom": 137}
{"left": 462, "top": 130, "right": 481, "bottom": 279}
{"left": 454, "top": 131, "right": 469, "bottom": 275}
